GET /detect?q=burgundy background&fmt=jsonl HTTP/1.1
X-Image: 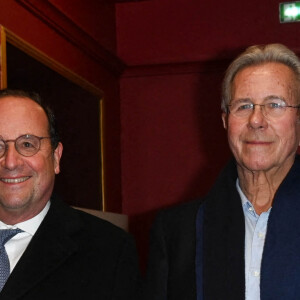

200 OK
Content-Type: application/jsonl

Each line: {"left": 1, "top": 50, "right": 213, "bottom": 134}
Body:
{"left": 1, "top": 0, "right": 300, "bottom": 268}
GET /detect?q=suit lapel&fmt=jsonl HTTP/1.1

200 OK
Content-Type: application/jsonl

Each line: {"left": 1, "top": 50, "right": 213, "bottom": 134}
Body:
{"left": 261, "top": 156, "right": 300, "bottom": 299}
{"left": 0, "top": 198, "right": 79, "bottom": 299}
{"left": 202, "top": 159, "right": 245, "bottom": 300}
{"left": 202, "top": 155, "right": 300, "bottom": 299}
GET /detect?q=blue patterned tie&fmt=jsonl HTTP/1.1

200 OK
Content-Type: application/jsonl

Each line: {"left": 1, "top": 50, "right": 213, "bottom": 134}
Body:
{"left": 0, "top": 229, "right": 22, "bottom": 292}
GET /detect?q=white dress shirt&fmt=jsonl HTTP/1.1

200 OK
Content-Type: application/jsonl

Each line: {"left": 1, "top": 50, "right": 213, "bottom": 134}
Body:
{"left": 0, "top": 201, "right": 50, "bottom": 272}
{"left": 237, "top": 180, "right": 271, "bottom": 300}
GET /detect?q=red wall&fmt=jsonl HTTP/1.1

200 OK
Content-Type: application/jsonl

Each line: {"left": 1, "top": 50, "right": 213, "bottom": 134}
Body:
{"left": 116, "top": 0, "right": 300, "bottom": 216}
{"left": 2, "top": 0, "right": 300, "bottom": 215}
{"left": 116, "top": 0, "right": 300, "bottom": 65}
{"left": 121, "top": 65, "right": 231, "bottom": 215}
{"left": 2, "top": 0, "right": 300, "bottom": 269}
{"left": 115, "top": 0, "right": 300, "bottom": 267}
{"left": 120, "top": 63, "right": 233, "bottom": 267}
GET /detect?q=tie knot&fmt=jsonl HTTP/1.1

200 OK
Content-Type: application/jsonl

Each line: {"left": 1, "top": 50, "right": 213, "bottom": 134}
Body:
{"left": 0, "top": 229, "right": 22, "bottom": 247}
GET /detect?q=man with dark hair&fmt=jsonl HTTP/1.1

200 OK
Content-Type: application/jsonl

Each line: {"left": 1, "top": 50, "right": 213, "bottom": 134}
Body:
{"left": 0, "top": 89, "right": 140, "bottom": 299}
{"left": 145, "top": 44, "right": 300, "bottom": 299}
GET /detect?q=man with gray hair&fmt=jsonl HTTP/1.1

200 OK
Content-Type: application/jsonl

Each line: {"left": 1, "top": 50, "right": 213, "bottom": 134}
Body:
{"left": 144, "top": 44, "right": 300, "bottom": 300}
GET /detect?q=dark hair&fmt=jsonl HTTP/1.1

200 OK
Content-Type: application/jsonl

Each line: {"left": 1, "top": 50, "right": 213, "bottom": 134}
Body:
{"left": 0, "top": 89, "right": 60, "bottom": 150}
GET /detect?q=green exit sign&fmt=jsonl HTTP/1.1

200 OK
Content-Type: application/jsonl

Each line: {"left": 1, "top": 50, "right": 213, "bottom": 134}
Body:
{"left": 280, "top": 2, "right": 300, "bottom": 23}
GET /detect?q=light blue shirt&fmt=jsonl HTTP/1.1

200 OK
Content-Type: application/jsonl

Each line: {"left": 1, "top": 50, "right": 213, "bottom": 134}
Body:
{"left": 236, "top": 180, "right": 271, "bottom": 300}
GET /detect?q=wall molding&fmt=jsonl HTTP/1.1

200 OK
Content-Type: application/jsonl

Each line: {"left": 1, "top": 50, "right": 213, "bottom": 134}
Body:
{"left": 114, "top": 0, "right": 149, "bottom": 2}
{"left": 5, "top": 27, "right": 103, "bottom": 97}
{"left": 122, "top": 47, "right": 300, "bottom": 78}
{"left": 16, "top": 0, "right": 126, "bottom": 75}
{"left": 122, "top": 58, "right": 232, "bottom": 78}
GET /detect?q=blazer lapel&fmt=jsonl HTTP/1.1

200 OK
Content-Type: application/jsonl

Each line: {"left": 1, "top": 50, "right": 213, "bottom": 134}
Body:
{"left": 0, "top": 199, "right": 79, "bottom": 299}
{"left": 261, "top": 156, "right": 300, "bottom": 299}
{"left": 202, "top": 159, "right": 245, "bottom": 300}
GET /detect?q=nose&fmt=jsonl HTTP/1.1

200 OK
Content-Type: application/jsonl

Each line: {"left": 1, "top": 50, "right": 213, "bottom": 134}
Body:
{"left": 0, "top": 143, "right": 24, "bottom": 170}
{"left": 247, "top": 105, "right": 268, "bottom": 130}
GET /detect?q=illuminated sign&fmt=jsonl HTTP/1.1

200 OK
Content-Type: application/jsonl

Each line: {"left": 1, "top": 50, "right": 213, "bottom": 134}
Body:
{"left": 280, "top": 2, "right": 300, "bottom": 22}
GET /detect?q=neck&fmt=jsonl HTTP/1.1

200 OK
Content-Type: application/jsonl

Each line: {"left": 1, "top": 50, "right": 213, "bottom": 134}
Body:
{"left": 237, "top": 161, "right": 294, "bottom": 215}
{"left": 0, "top": 202, "right": 48, "bottom": 225}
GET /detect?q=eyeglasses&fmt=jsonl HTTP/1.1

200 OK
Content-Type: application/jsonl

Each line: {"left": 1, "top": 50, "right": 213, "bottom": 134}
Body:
{"left": 0, "top": 134, "right": 51, "bottom": 158}
{"left": 226, "top": 100, "right": 300, "bottom": 118}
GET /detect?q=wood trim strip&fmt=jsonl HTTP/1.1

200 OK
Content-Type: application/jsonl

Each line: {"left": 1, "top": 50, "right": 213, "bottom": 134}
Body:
{"left": 5, "top": 28, "right": 103, "bottom": 97}
{"left": 0, "top": 26, "right": 7, "bottom": 89}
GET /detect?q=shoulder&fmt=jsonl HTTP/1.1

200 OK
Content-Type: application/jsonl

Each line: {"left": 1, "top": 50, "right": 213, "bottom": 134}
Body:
{"left": 145, "top": 199, "right": 203, "bottom": 299}
{"left": 151, "top": 199, "right": 204, "bottom": 242}
{"left": 72, "top": 207, "right": 131, "bottom": 243}
{"left": 156, "top": 198, "right": 203, "bottom": 223}
{"left": 47, "top": 197, "right": 135, "bottom": 252}
{"left": 64, "top": 206, "right": 141, "bottom": 298}
{"left": 155, "top": 158, "right": 238, "bottom": 226}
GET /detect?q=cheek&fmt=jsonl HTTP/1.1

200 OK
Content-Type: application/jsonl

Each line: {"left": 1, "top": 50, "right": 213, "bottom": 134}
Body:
{"left": 273, "top": 120, "right": 299, "bottom": 143}
{"left": 25, "top": 155, "right": 56, "bottom": 177}
{"left": 227, "top": 119, "right": 244, "bottom": 143}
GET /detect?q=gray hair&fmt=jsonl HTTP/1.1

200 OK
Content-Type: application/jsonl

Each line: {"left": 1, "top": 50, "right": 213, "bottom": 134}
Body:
{"left": 221, "top": 43, "right": 300, "bottom": 112}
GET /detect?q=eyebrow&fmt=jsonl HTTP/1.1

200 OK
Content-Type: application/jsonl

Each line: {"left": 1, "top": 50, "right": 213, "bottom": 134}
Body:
{"left": 264, "top": 95, "right": 287, "bottom": 102}
{"left": 231, "top": 95, "right": 287, "bottom": 104}
{"left": 230, "top": 98, "right": 252, "bottom": 104}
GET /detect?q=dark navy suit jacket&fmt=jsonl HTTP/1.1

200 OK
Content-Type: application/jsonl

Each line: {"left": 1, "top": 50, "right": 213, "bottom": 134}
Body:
{"left": 145, "top": 156, "right": 300, "bottom": 300}
{"left": 1, "top": 197, "right": 140, "bottom": 300}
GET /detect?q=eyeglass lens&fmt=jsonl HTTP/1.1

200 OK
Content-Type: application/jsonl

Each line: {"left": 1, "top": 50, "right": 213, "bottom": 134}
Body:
{"left": 0, "top": 135, "right": 41, "bottom": 157}
{"left": 228, "top": 102, "right": 297, "bottom": 118}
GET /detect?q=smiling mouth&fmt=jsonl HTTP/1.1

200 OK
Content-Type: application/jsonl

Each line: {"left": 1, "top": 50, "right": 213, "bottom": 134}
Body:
{"left": 245, "top": 140, "right": 272, "bottom": 145}
{"left": 1, "top": 177, "right": 30, "bottom": 183}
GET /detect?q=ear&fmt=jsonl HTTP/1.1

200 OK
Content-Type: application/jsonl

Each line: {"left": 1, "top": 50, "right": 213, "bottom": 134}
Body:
{"left": 53, "top": 142, "right": 63, "bottom": 174}
{"left": 222, "top": 112, "right": 228, "bottom": 130}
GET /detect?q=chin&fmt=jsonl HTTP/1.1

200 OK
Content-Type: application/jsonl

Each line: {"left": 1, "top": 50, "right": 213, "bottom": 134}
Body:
{"left": 0, "top": 201, "right": 27, "bottom": 211}
{"left": 239, "top": 157, "right": 274, "bottom": 172}
{"left": 0, "top": 194, "right": 32, "bottom": 210}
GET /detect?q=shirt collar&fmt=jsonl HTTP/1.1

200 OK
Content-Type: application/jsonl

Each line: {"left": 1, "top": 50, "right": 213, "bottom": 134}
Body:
{"left": 236, "top": 178, "right": 257, "bottom": 217}
{"left": 236, "top": 179, "right": 272, "bottom": 217}
{"left": 0, "top": 201, "right": 50, "bottom": 236}
{"left": 236, "top": 178, "right": 250, "bottom": 207}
